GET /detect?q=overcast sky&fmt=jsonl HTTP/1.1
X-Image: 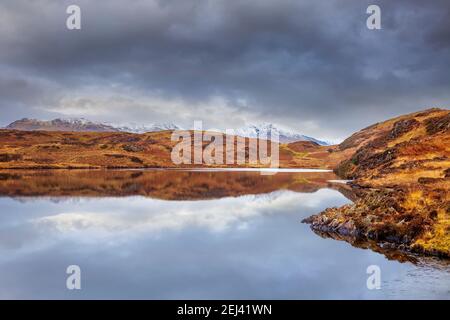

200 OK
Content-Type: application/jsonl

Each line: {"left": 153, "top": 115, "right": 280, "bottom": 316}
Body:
{"left": 0, "top": 0, "right": 449, "bottom": 141}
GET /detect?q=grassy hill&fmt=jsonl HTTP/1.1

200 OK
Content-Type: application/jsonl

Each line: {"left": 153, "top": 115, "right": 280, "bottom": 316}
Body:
{"left": 304, "top": 108, "right": 450, "bottom": 258}
{"left": 0, "top": 129, "right": 332, "bottom": 169}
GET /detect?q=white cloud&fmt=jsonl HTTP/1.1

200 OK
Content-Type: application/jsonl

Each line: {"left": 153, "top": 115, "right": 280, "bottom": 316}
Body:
{"left": 33, "top": 189, "right": 343, "bottom": 237}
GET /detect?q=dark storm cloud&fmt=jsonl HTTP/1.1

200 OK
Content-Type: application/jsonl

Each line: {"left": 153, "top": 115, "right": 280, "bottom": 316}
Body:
{"left": 0, "top": 0, "right": 449, "bottom": 140}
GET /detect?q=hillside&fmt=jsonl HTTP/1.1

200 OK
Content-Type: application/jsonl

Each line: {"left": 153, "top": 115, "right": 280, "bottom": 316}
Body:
{"left": 0, "top": 129, "right": 331, "bottom": 169}
{"left": 304, "top": 108, "right": 450, "bottom": 257}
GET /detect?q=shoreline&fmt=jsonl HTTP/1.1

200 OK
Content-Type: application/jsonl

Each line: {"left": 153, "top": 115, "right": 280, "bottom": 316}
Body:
{"left": 302, "top": 180, "right": 450, "bottom": 259}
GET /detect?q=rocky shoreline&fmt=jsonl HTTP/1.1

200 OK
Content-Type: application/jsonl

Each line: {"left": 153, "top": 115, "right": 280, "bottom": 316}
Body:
{"left": 303, "top": 108, "right": 450, "bottom": 259}
{"left": 303, "top": 184, "right": 449, "bottom": 258}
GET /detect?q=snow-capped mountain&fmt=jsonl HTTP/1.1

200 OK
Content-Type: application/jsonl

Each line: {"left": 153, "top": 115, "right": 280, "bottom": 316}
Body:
{"left": 4, "top": 118, "right": 329, "bottom": 145}
{"left": 5, "top": 118, "right": 180, "bottom": 134}
{"left": 112, "top": 122, "right": 181, "bottom": 134}
{"left": 226, "top": 123, "right": 329, "bottom": 145}
{"left": 5, "top": 118, "right": 118, "bottom": 132}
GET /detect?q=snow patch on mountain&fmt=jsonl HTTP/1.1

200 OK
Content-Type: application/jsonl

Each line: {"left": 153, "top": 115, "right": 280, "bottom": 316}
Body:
{"left": 111, "top": 122, "right": 181, "bottom": 134}
{"left": 226, "top": 123, "right": 329, "bottom": 145}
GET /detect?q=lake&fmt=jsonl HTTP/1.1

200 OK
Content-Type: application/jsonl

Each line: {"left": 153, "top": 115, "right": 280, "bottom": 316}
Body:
{"left": 0, "top": 169, "right": 448, "bottom": 299}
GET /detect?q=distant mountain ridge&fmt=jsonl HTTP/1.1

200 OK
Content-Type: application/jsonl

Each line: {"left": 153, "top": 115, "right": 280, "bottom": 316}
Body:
{"left": 4, "top": 118, "right": 329, "bottom": 145}
{"left": 111, "top": 122, "right": 181, "bottom": 133}
{"left": 226, "top": 123, "right": 329, "bottom": 145}
{"left": 5, "top": 118, "right": 117, "bottom": 132}
{"left": 5, "top": 118, "right": 181, "bottom": 134}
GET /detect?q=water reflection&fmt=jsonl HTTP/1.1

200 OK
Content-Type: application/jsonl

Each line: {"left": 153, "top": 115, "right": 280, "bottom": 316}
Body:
{"left": 0, "top": 170, "right": 448, "bottom": 299}
{"left": 0, "top": 169, "right": 353, "bottom": 200}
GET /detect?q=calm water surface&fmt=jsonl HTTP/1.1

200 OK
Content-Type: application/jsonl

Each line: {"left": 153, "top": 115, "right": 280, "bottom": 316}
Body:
{"left": 0, "top": 170, "right": 448, "bottom": 299}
